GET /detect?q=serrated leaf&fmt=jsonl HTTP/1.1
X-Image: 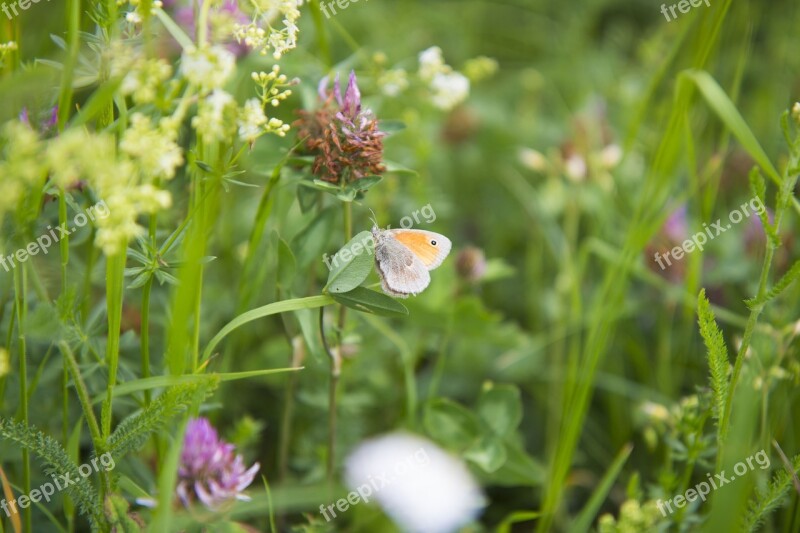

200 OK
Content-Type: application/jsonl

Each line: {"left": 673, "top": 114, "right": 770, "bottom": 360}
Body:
{"left": 331, "top": 286, "right": 408, "bottom": 316}
{"left": 697, "top": 289, "right": 729, "bottom": 422}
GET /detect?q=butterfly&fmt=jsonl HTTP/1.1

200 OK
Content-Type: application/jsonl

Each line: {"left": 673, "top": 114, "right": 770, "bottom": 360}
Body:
{"left": 371, "top": 225, "right": 452, "bottom": 298}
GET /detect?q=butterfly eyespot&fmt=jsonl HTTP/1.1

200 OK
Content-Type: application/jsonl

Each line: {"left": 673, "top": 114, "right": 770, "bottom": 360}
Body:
{"left": 431, "top": 240, "right": 437, "bottom": 246}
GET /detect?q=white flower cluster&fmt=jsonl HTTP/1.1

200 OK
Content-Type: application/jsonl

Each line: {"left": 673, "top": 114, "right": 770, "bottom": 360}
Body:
{"left": 120, "top": 57, "right": 173, "bottom": 104}
{"left": 418, "top": 46, "right": 471, "bottom": 111}
{"left": 233, "top": 0, "right": 303, "bottom": 59}
{"left": 121, "top": 0, "right": 164, "bottom": 25}
{"left": 237, "top": 66, "right": 294, "bottom": 143}
{"left": 42, "top": 127, "right": 176, "bottom": 256}
{"left": 121, "top": 113, "right": 184, "bottom": 180}
{"left": 0, "top": 122, "right": 42, "bottom": 220}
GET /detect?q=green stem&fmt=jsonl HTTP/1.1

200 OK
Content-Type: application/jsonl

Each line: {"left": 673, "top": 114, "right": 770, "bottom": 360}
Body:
{"left": 141, "top": 277, "right": 153, "bottom": 406}
{"left": 308, "top": 0, "right": 332, "bottom": 68}
{"left": 14, "top": 262, "right": 31, "bottom": 533}
{"left": 717, "top": 148, "right": 800, "bottom": 459}
{"left": 101, "top": 251, "right": 127, "bottom": 442}
{"left": 57, "top": 0, "right": 80, "bottom": 130}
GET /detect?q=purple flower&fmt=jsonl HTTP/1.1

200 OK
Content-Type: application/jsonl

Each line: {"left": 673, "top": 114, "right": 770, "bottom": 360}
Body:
{"left": 177, "top": 417, "right": 260, "bottom": 509}
{"left": 20, "top": 105, "right": 59, "bottom": 136}
{"left": 298, "top": 71, "right": 386, "bottom": 183}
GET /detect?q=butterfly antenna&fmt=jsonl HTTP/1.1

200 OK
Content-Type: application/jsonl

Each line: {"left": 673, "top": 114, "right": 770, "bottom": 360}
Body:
{"left": 368, "top": 208, "right": 379, "bottom": 228}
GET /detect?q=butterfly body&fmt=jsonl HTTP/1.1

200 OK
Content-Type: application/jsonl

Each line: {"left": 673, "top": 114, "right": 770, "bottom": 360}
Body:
{"left": 372, "top": 225, "right": 452, "bottom": 298}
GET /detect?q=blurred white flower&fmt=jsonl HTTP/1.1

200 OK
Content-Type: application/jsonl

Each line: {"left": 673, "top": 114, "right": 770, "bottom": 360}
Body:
{"left": 180, "top": 45, "right": 236, "bottom": 91}
{"left": 379, "top": 68, "right": 409, "bottom": 97}
{"left": 192, "top": 89, "right": 237, "bottom": 142}
{"left": 345, "top": 433, "right": 484, "bottom": 533}
{"left": 429, "top": 72, "right": 470, "bottom": 111}
{"left": 599, "top": 143, "right": 623, "bottom": 169}
{"left": 564, "top": 153, "right": 587, "bottom": 182}
{"left": 418, "top": 46, "right": 448, "bottom": 82}
{"left": 120, "top": 114, "right": 184, "bottom": 180}
{"left": 518, "top": 147, "right": 548, "bottom": 172}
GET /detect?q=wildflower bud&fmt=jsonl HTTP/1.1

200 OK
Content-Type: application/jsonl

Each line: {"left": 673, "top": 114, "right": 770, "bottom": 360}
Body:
{"left": 455, "top": 246, "right": 487, "bottom": 283}
{"left": 271, "top": 99, "right": 279, "bottom": 107}
{"left": 373, "top": 51, "right": 388, "bottom": 65}
{"left": 518, "top": 148, "right": 548, "bottom": 172}
{"left": 251, "top": 72, "right": 259, "bottom": 81}
{"left": 792, "top": 102, "right": 800, "bottom": 126}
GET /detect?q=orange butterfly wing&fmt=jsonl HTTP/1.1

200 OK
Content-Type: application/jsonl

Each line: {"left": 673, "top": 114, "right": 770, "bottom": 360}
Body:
{"left": 390, "top": 230, "right": 451, "bottom": 269}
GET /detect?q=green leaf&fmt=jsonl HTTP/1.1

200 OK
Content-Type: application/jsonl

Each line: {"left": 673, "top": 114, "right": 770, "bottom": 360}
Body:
{"left": 423, "top": 398, "right": 481, "bottom": 450}
{"left": 743, "top": 453, "right": 800, "bottom": 531}
{"left": 274, "top": 232, "right": 296, "bottom": 289}
{"left": 107, "top": 378, "right": 218, "bottom": 458}
{"left": 496, "top": 511, "right": 540, "bottom": 533}
{"left": 383, "top": 160, "right": 419, "bottom": 177}
{"left": 378, "top": 120, "right": 406, "bottom": 134}
{"left": 489, "top": 438, "right": 545, "bottom": 486}
{"left": 350, "top": 175, "right": 383, "bottom": 191}
{"left": 570, "top": 443, "right": 634, "bottom": 533}
{"left": 331, "top": 286, "right": 409, "bottom": 316}
{"left": 477, "top": 383, "right": 523, "bottom": 437}
{"left": 202, "top": 295, "right": 334, "bottom": 361}
{"left": 0, "top": 418, "right": 102, "bottom": 528}
{"left": 464, "top": 435, "right": 507, "bottom": 472}
{"left": 323, "top": 231, "right": 375, "bottom": 293}
{"left": 296, "top": 182, "right": 319, "bottom": 212}
{"left": 291, "top": 207, "right": 338, "bottom": 267}
{"left": 680, "top": 70, "right": 782, "bottom": 186}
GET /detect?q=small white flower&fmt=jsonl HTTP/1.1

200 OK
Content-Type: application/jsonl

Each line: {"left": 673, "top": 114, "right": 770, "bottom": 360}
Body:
{"left": 345, "top": 433, "right": 484, "bottom": 533}
{"left": 429, "top": 71, "right": 470, "bottom": 111}
{"left": 238, "top": 98, "right": 268, "bottom": 142}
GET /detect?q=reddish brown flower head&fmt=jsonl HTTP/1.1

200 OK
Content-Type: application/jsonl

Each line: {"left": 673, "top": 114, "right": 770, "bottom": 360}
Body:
{"left": 295, "top": 71, "right": 386, "bottom": 184}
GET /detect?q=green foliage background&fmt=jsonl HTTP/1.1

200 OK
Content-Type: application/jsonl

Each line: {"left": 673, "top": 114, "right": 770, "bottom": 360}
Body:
{"left": 1, "top": 0, "right": 800, "bottom": 531}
